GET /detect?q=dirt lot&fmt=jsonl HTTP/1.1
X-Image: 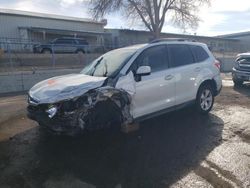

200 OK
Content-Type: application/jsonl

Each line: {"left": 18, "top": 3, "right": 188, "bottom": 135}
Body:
{"left": 0, "top": 75, "right": 250, "bottom": 188}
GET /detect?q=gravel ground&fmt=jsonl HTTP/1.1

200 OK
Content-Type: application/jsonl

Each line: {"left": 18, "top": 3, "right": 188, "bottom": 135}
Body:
{"left": 0, "top": 74, "right": 250, "bottom": 188}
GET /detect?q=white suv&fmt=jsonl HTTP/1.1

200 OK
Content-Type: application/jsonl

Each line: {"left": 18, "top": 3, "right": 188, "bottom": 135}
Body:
{"left": 27, "top": 39, "right": 222, "bottom": 134}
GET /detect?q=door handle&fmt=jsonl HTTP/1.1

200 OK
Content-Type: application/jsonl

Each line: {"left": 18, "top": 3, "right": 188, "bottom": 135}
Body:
{"left": 165, "top": 75, "right": 174, "bottom": 80}
{"left": 194, "top": 67, "right": 201, "bottom": 72}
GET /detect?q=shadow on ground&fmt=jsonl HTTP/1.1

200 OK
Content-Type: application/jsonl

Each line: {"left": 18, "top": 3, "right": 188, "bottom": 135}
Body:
{"left": 233, "top": 83, "right": 250, "bottom": 97}
{"left": 0, "top": 108, "right": 224, "bottom": 188}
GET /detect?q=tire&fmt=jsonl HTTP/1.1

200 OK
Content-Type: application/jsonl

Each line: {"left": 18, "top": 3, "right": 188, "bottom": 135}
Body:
{"left": 196, "top": 84, "right": 214, "bottom": 114}
{"left": 41, "top": 49, "right": 52, "bottom": 54}
{"left": 233, "top": 79, "right": 243, "bottom": 87}
{"left": 76, "top": 100, "right": 122, "bottom": 132}
{"left": 76, "top": 49, "right": 85, "bottom": 54}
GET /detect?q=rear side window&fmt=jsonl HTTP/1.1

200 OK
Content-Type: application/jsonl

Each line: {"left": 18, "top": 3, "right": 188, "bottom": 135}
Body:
{"left": 136, "top": 45, "right": 168, "bottom": 72}
{"left": 190, "top": 45, "right": 209, "bottom": 62}
{"left": 78, "top": 40, "right": 88, "bottom": 45}
{"left": 168, "top": 44, "right": 194, "bottom": 68}
{"left": 54, "top": 39, "right": 74, "bottom": 44}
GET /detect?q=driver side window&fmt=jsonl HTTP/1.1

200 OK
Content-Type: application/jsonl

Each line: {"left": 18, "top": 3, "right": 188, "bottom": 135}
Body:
{"left": 129, "top": 45, "right": 168, "bottom": 74}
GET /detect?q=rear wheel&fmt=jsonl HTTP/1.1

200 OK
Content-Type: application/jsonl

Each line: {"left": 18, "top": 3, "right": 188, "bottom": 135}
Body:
{"left": 41, "top": 49, "right": 52, "bottom": 54}
{"left": 196, "top": 84, "right": 214, "bottom": 114}
{"left": 76, "top": 49, "right": 85, "bottom": 54}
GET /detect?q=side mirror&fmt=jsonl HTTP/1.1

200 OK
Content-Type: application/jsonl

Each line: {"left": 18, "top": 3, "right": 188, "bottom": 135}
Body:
{"left": 136, "top": 66, "right": 151, "bottom": 76}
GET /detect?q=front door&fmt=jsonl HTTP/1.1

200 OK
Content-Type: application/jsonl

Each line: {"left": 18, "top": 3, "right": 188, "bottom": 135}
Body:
{"left": 130, "top": 45, "right": 176, "bottom": 118}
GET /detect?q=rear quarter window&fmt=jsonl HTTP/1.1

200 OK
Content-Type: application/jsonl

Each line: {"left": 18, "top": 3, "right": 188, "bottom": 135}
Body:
{"left": 190, "top": 45, "right": 209, "bottom": 62}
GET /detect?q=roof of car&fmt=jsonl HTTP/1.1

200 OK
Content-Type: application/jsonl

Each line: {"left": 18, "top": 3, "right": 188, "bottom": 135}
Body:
{"left": 116, "top": 40, "right": 207, "bottom": 53}
{"left": 119, "top": 44, "right": 147, "bottom": 50}
{"left": 59, "top": 37, "right": 86, "bottom": 40}
{"left": 150, "top": 38, "right": 197, "bottom": 43}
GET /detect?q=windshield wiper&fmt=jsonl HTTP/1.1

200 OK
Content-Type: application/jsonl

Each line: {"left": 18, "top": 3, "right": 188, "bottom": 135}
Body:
{"left": 91, "top": 57, "right": 103, "bottom": 76}
{"left": 103, "top": 61, "right": 108, "bottom": 77}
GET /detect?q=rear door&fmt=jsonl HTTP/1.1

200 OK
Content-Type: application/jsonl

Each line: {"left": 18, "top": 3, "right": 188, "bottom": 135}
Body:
{"left": 63, "top": 39, "right": 77, "bottom": 53}
{"left": 168, "top": 44, "right": 199, "bottom": 105}
{"left": 53, "top": 39, "right": 66, "bottom": 53}
{"left": 130, "top": 45, "right": 176, "bottom": 118}
{"left": 53, "top": 39, "right": 75, "bottom": 53}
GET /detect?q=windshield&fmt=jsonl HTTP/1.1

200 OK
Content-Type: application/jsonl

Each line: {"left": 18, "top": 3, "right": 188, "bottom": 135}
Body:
{"left": 81, "top": 48, "right": 135, "bottom": 77}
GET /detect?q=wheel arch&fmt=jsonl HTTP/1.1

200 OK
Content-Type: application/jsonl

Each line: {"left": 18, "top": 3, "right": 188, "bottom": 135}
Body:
{"left": 75, "top": 87, "right": 133, "bottom": 129}
{"left": 41, "top": 48, "right": 52, "bottom": 53}
{"left": 196, "top": 79, "right": 217, "bottom": 98}
{"left": 76, "top": 49, "right": 85, "bottom": 53}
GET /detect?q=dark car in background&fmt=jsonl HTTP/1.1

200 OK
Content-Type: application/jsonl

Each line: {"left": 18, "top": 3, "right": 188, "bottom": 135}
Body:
{"left": 232, "top": 52, "right": 250, "bottom": 86}
{"left": 33, "top": 37, "right": 89, "bottom": 54}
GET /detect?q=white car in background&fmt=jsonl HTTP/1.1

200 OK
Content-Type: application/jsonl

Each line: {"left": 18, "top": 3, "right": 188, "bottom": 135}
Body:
{"left": 27, "top": 39, "right": 222, "bottom": 134}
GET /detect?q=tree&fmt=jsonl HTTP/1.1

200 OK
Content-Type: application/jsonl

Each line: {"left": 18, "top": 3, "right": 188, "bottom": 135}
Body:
{"left": 90, "top": 0, "right": 210, "bottom": 39}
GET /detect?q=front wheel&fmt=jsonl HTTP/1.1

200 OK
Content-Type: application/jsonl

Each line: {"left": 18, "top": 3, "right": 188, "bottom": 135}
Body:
{"left": 196, "top": 84, "right": 214, "bottom": 114}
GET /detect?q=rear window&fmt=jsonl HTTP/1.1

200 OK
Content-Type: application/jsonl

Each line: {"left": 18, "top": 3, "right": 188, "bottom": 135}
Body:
{"left": 168, "top": 44, "right": 194, "bottom": 67}
{"left": 190, "top": 45, "right": 209, "bottom": 62}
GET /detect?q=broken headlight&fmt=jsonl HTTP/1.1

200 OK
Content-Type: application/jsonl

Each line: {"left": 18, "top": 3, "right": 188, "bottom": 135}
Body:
{"left": 46, "top": 105, "right": 58, "bottom": 118}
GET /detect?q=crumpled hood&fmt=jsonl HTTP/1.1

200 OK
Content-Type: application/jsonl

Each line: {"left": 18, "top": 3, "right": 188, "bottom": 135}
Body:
{"left": 29, "top": 74, "right": 107, "bottom": 104}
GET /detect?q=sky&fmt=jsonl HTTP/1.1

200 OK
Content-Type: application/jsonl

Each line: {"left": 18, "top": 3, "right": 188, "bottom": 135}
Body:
{"left": 0, "top": 0, "right": 250, "bottom": 36}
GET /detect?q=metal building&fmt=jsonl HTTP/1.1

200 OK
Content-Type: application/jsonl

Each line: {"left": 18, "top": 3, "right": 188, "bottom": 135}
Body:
{"left": 105, "top": 29, "right": 243, "bottom": 52}
{"left": 0, "top": 9, "right": 108, "bottom": 45}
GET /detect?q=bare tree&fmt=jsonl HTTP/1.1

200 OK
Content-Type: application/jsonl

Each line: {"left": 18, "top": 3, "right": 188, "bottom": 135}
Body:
{"left": 90, "top": 0, "right": 210, "bottom": 38}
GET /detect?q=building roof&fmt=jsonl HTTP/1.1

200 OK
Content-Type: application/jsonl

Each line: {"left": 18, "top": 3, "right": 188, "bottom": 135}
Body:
{"left": 0, "top": 8, "right": 107, "bottom": 25}
{"left": 217, "top": 31, "right": 250, "bottom": 38}
{"left": 106, "top": 28, "right": 238, "bottom": 41}
{"left": 19, "top": 27, "right": 111, "bottom": 36}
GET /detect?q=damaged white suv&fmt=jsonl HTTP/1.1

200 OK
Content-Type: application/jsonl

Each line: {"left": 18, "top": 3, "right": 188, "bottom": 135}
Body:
{"left": 27, "top": 39, "right": 222, "bottom": 134}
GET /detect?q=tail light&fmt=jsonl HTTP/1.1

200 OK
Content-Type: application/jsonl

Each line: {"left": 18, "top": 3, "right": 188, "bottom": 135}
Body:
{"left": 214, "top": 60, "right": 221, "bottom": 70}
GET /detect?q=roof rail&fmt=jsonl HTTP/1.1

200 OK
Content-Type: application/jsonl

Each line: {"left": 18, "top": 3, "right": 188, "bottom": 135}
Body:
{"left": 61, "top": 36, "right": 86, "bottom": 40}
{"left": 150, "top": 38, "right": 197, "bottom": 44}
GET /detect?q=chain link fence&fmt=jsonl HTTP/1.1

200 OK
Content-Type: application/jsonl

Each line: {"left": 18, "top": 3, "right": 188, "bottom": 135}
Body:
{"left": 0, "top": 40, "right": 110, "bottom": 73}
{"left": 0, "top": 39, "right": 112, "bottom": 94}
{"left": 0, "top": 38, "right": 249, "bottom": 93}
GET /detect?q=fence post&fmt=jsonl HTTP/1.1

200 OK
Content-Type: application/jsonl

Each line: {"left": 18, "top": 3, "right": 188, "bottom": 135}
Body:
{"left": 222, "top": 51, "right": 225, "bottom": 72}
{"left": 86, "top": 46, "right": 89, "bottom": 65}
{"left": 7, "top": 42, "right": 13, "bottom": 72}
{"left": 51, "top": 44, "right": 55, "bottom": 68}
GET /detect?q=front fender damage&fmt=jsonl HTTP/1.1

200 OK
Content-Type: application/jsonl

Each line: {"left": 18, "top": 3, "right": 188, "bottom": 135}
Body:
{"left": 28, "top": 72, "right": 136, "bottom": 134}
{"left": 73, "top": 86, "right": 133, "bottom": 131}
{"left": 29, "top": 86, "right": 134, "bottom": 134}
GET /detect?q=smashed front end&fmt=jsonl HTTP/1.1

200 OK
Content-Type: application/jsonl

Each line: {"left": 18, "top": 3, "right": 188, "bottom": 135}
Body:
{"left": 27, "top": 87, "right": 133, "bottom": 135}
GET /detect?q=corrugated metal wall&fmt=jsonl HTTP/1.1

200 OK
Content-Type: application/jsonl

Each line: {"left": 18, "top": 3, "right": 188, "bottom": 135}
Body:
{"left": 0, "top": 14, "right": 104, "bottom": 39}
